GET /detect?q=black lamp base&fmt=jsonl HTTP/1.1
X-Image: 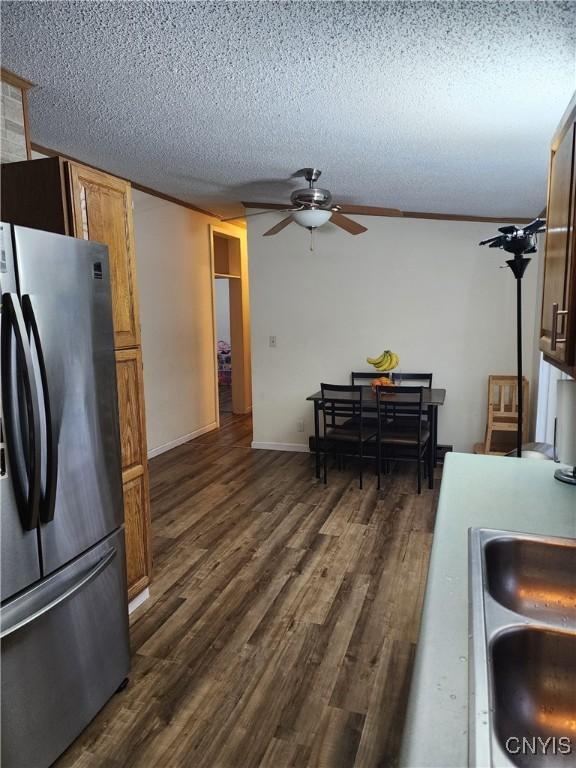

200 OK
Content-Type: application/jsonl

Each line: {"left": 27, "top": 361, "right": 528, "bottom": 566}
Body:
{"left": 554, "top": 467, "right": 576, "bottom": 485}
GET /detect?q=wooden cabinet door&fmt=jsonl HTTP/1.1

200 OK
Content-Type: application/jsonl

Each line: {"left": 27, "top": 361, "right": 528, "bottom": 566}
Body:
{"left": 116, "top": 348, "right": 147, "bottom": 473}
{"left": 540, "top": 122, "right": 576, "bottom": 366}
{"left": 123, "top": 471, "right": 151, "bottom": 600}
{"left": 67, "top": 163, "right": 141, "bottom": 349}
{"left": 116, "top": 348, "right": 151, "bottom": 599}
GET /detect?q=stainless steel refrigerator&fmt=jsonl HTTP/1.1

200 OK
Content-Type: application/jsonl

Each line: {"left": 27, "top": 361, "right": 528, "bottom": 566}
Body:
{"left": 0, "top": 223, "right": 130, "bottom": 767}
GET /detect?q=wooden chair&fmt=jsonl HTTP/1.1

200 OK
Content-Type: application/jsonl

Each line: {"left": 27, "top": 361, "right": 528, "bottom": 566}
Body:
{"left": 319, "top": 383, "right": 377, "bottom": 489}
{"left": 375, "top": 386, "right": 433, "bottom": 494}
{"left": 474, "top": 376, "right": 529, "bottom": 455}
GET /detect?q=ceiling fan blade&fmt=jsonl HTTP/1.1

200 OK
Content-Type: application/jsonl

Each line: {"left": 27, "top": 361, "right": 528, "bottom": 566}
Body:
{"left": 479, "top": 235, "right": 505, "bottom": 246}
{"left": 497, "top": 225, "right": 518, "bottom": 235}
{"left": 330, "top": 212, "right": 367, "bottom": 235}
{"left": 523, "top": 218, "right": 546, "bottom": 234}
{"left": 263, "top": 217, "right": 294, "bottom": 237}
{"left": 221, "top": 208, "right": 295, "bottom": 222}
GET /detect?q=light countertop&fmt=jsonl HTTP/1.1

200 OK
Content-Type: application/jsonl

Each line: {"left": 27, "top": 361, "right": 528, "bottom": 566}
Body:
{"left": 399, "top": 452, "right": 576, "bottom": 768}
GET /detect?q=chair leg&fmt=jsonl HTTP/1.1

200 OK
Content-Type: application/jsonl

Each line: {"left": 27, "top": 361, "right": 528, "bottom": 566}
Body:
{"left": 428, "top": 441, "right": 434, "bottom": 490}
{"left": 417, "top": 454, "right": 422, "bottom": 495}
{"left": 323, "top": 446, "right": 328, "bottom": 485}
{"left": 359, "top": 442, "right": 363, "bottom": 490}
{"left": 377, "top": 441, "right": 381, "bottom": 490}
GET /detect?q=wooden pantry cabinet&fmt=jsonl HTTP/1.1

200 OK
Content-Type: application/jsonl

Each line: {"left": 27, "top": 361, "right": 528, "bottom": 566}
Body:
{"left": 1, "top": 156, "right": 152, "bottom": 600}
{"left": 539, "top": 97, "right": 576, "bottom": 376}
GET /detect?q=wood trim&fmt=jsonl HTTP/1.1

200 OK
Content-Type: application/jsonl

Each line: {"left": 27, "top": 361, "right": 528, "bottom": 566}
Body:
{"left": 20, "top": 89, "right": 32, "bottom": 159}
{"left": 128, "top": 574, "right": 150, "bottom": 603}
{"left": 241, "top": 201, "right": 535, "bottom": 224}
{"left": 551, "top": 90, "right": 576, "bottom": 152}
{"left": 400, "top": 210, "right": 534, "bottom": 224}
{"left": 31, "top": 142, "right": 219, "bottom": 219}
{"left": 122, "top": 464, "right": 145, "bottom": 484}
{"left": 0, "top": 67, "right": 34, "bottom": 90}
{"left": 130, "top": 180, "right": 216, "bottom": 218}
{"left": 29, "top": 142, "right": 537, "bottom": 225}
{"left": 209, "top": 226, "right": 222, "bottom": 429}
{"left": 210, "top": 223, "right": 252, "bottom": 417}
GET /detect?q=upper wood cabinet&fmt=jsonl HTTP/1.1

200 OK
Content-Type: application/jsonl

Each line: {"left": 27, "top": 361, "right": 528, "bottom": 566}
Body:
{"left": 1, "top": 157, "right": 141, "bottom": 349}
{"left": 539, "top": 101, "right": 576, "bottom": 375}
{"left": 1, "top": 155, "right": 152, "bottom": 601}
{"left": 67, "top": 164, "right": 141, "bottom": 348}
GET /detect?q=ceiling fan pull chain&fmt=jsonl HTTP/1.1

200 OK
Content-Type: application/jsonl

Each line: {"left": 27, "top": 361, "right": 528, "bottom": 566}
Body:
{"left": 310, "top": 227, "right": 315, "bottom": 252}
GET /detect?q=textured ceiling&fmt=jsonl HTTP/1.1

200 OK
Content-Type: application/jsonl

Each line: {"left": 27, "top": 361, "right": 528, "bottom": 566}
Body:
{"left": 2, "top": 1, "right": 575, "bottom": 218}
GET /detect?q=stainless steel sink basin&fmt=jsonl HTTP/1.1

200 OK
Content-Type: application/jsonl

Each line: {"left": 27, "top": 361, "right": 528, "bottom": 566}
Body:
{"left": 492, "top": 628, "right": 576, "bottom": 767}
{"left": 485, "top": 537, "right": 576, "bottom": 627}
{"left": 469, "top": 529, "right": 576, "bottom": 768}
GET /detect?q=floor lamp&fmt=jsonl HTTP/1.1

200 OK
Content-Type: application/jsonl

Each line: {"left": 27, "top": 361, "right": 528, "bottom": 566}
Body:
{"left": 479, "top": 219, "right": 546, "bottom": 457}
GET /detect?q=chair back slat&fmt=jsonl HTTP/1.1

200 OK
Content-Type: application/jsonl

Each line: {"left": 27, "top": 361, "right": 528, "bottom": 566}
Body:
{"left": 480, "top": 375, "right": 530, "bottom": 454}
{"left": 390, "top": 372, "right": 433, "bottom": 388}
{"left": 376, "top": 385, "right": 424, "bottom": 442}
{"left": 320, "top": 383, "right": 364, "bottom": 431}
{"left": 350, "top": 371, "right": 378, "bottom": 385}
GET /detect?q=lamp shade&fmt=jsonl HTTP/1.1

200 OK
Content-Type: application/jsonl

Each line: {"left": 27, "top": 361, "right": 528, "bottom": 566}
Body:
{"left": 291, "top": 209, "right": 332, "bottom": 229}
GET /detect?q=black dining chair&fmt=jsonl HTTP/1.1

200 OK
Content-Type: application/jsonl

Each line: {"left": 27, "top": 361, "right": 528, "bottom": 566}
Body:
{"left": 388, "top": 372, "right": 433, "bottom": 424}
{"left": 350, "top": 371, "right": 378, "bottom": 385}
{"left": 319, "top": 383, "right": 377, "bottom": 489}
{"left": 375, "top": 386, "right": 433, "bottom": 494}
{"left": 349, "top": 372, "right": 381, "bottom": 424}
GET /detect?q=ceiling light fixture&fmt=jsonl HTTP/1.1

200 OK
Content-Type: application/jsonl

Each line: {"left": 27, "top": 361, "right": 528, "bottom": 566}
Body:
{"left": 291, "top": 208, "right": 333, "bottom": 229}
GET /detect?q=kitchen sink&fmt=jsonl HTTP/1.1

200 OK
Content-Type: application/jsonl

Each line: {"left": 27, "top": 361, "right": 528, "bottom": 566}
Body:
{"left": 469, "top": 529, "right": 576, "bottom": 768}
{"left": 485, "top": 537, "right": 576, "bottom": 627}
{"left": 492, "top": 628, "right": 576, "bottom": 767}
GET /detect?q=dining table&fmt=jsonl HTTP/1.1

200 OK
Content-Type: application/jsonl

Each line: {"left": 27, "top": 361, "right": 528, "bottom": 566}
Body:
{"left": 306, "top": 386, "right": 447, "bottom": 480}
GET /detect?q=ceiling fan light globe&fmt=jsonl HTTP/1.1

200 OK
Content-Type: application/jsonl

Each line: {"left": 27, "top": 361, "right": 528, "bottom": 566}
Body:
{"left": 291, "top": 209, "right": 333, "bottom": 229}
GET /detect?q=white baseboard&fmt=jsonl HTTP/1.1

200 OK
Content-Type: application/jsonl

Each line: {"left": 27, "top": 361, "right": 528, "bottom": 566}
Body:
{"left": 128, "top": 587, "right": 150, "bottom": 614}
{"left": 251, "top": 441, "right": 309, "bottom": 453}
{"left": 147, "top": 422, "right": 218, "bottom": 458}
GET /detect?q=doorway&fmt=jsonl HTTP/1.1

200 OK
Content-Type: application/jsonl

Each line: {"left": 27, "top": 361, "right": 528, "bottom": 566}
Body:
{"left": 215, "top": 277, "right": 233, "bottom": 414}
{"left": 210, "top": 226, "right": 252, "bottom": 426}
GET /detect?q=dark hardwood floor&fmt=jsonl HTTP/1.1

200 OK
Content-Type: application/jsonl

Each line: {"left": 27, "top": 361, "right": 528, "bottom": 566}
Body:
{"left": 218, "top": 383, "right": 233, "bottom": 414}
{"left": 56, "top": 415, "right": 439, "bottom": 768}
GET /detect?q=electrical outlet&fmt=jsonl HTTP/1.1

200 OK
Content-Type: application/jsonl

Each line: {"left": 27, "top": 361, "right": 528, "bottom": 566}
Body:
{"left": 297, "top": 419, "right": 304, "bottom": 432}
{"left": 269, "top": 335, "right": 277, "bottom": 348}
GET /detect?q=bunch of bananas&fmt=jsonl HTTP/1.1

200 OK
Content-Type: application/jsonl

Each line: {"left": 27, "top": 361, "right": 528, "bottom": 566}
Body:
{"left": 366, "top": 350, "right": 399, "bottom": 371}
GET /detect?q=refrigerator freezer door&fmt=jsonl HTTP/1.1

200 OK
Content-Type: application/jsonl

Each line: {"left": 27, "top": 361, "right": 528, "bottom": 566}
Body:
{"left": 1, "top": 527, "right": 130, "bottom": 768}
{"left": 0, "top": 223, "right": 42, "bottom": 601}
{"left": 13, "top": 226, "right": 124, "bottom": 575}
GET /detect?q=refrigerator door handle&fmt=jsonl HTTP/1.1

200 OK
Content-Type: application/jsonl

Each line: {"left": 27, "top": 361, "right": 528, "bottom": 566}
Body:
{"left": 0, "top": 547, "right": 117, "bottom": 639}
{"left": 22, "top": 294, "right": 58, "bottom": 523}
{"left": 0, "top": 292, "right": 42, "bottom": 530}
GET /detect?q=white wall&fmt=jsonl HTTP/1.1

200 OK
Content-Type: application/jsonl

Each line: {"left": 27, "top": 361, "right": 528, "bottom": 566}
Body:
{"left": 132, "top": 190, "right": 245, "bottom": 456}
{"left": 248, "top": 215, "right": 540, "bottom": 452}
{"left": 215, "top": 279, "right": 231, "bottom": 345}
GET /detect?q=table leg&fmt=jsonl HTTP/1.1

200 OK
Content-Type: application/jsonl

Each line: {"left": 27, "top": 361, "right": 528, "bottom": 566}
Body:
{"left": 314, "top": 400, "right": 321, "bottom": 479}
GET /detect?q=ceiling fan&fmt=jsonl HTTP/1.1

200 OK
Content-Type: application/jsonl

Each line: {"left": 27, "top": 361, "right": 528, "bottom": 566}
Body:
{"left": 223, "top": 168, "right": 374, "bottom": 238}
{"left": 478, "top": 218, "right": 546, "bottom": 255}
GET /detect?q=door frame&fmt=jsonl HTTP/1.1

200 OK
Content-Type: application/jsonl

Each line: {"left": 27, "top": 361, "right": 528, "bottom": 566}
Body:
{"left": 209, "top": 224, "right": 252, "bottom": 424}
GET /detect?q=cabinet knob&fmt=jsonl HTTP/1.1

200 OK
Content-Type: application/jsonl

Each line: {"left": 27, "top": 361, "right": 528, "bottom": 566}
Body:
{"left": 551, "top": 302, "right": 568, "bottom": 351}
